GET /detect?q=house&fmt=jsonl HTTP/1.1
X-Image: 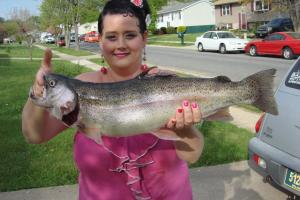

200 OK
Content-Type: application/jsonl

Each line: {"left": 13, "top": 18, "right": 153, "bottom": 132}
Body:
{"left": 78, "top": 21, "right": 98, "bottom": 35}
{"left": 214, "top": 0, "right": 289, "bottom": 31}
{"left": 156, "top": 0, "right": 215, "bottom": 33}
{"left": 214, "top": 0, "right": 247, "bottom": 30}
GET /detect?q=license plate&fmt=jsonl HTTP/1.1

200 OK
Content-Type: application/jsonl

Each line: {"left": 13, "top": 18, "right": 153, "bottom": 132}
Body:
{"left": 284, "top": 168, "right": 300, "bottom": 192}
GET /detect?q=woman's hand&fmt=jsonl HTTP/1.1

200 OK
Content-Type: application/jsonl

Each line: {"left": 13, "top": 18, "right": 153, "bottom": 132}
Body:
{"left": 32, "top": 48, "right": 53, "bottom": 97}
{"left": 165, "top": 100, "right": 201, "bottom": 131}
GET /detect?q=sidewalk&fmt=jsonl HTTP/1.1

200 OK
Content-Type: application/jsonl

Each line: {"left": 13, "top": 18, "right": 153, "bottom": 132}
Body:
{"left": 0, "top": 161, "right": 289, "bottom": 200}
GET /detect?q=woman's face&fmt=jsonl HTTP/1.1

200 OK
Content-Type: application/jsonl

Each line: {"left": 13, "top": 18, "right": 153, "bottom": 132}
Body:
{"left": 99, "top": 14, "right": 147, "bottom": 72}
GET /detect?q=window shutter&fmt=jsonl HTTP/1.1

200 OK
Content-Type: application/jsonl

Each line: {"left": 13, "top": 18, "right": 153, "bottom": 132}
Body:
{"left": 230, "top": 4, "right": 232, "bottom": 15}
{"left": 269, "top": 2, "right": 272, "bottom": 10}
{"left": 251, "top": 1, "right": 254, "bottom": 12}
{"left": 220, "top": 6, "right": 222, "bottom": 16}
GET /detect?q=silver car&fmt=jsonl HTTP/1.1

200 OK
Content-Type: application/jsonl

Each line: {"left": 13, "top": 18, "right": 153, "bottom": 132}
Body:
{"left": 248, "top": 58, "right": 300, "bottom": 199}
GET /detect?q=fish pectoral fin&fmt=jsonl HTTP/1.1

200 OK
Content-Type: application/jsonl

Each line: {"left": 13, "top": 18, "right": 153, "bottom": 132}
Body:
{"left": 204, "top": 107, "right": 233, "bottom": 121}
{"left": 150, "top": 129, "right": 181, "bottom": 141}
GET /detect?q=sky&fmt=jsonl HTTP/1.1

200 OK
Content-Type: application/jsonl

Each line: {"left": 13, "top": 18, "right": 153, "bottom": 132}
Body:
{"left": 0, "top": 0, "right": 42, "bottom": 19}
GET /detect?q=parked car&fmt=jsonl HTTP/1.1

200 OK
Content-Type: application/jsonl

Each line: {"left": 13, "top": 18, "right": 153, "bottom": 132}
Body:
{"left": 255, "top": 18, "right": 294, "bottom": 38}
{"left": 194, "top": 31, "right": 249, "bottom": 54}
{"left": 79, "top": 34, "right": 86, "bottom": 41}
{"left": 70, "top": 33, "right": 76, "bottom": 42}
{"left": 57, "top": 35, "right": 65, "bottom": 47}
{"left": 44, "top": 35, "right": 55, "bottom": 44}
{"left": 245, "top": 32, "right": 300, "bottom": 59}
{"left": 248, "top": 58, "right": 300, "bottom": 199}
{"left": 84, "top": 32, "right": 99, "bottom": 43}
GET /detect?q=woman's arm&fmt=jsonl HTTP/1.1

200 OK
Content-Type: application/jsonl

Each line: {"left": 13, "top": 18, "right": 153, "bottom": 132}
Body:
{"left": 22, "top": 49, "right": 68, "bottom": 144}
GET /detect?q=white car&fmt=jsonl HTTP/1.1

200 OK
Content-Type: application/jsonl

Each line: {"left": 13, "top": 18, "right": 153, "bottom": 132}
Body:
{"left": 194, "top": 31, "right": 249, "bottom": 54}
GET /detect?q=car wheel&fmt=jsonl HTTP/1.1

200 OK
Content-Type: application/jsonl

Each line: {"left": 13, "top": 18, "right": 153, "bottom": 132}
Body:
{"left": 219, "top": 44, "right": 226, "bottom": 54}
{"left": 249, "top": 45, "right": 257, "bottom": 56}
{"left": 282, "top": 47, "right": 294, "bottom": 59}
{"left": 197, "top": 43, "right": 204, "bottom": 52}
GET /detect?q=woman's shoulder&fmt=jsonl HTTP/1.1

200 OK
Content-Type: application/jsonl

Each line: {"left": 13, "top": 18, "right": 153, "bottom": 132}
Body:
{"left": 75, "top": 70, "right": 104, "bottom": 83}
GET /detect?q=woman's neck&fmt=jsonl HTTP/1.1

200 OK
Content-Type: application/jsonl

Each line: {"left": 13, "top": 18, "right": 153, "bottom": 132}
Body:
{"left": 108, "top": 65, "right": 142, "bottom": 82}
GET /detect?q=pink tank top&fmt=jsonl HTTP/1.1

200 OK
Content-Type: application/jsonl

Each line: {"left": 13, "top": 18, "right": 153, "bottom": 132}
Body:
{"left": 74, "top": 131, "right": 193, "bottom": 200}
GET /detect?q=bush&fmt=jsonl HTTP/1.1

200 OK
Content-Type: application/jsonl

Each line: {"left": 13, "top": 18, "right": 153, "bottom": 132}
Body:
{"left": 160, "top": 27, "right": 167, "bottom": 34}
{"left": 151, "top": 29, "right": 160, "bottom": 35}
{"left": 177, "top": 26, "right": 187, "bottom": 33}
{"left": 166, "top": 26, "right": 177, "bottom": 34}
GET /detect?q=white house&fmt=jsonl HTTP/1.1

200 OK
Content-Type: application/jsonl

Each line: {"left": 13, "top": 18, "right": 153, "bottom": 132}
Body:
{"left": 156, "top": 0, "right": 215, "bottom": 32}
{"left": 78, "top": 21, "right": 98, "bottom": 34}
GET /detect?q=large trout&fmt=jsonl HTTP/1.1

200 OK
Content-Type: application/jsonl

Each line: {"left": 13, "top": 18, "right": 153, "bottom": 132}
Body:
{"left": 30, "top": 68, "right": 278, "bottom": 139}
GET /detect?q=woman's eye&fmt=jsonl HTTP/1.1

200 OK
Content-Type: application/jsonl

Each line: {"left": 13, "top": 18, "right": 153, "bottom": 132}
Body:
{"left": 125, "top": 34, "right": 136, "bottom": 39}
{"left": 106, "top": 35, "right": 116, "bottom": 41}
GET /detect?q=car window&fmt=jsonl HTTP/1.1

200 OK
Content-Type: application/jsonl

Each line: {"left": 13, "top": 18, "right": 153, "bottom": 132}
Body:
{"left": 203, "top": 32, "right": 212, "bottom": 38}
{"left": 265, "top": 34, "right": 285, "bottom": 41}
{"left": 287, "top": 32, "right": 300, "bottom": 39}
{"left": 210, "top": 32, "right": 217, "bottom": 38}
{"left": 285, "top": 60, "right": 300, "bottom": 90}
{"left": 217, "top": 32, "right": 236, "bottom": 38}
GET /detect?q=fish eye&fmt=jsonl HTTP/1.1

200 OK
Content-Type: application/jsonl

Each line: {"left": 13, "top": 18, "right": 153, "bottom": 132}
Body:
{"left": 49, "top": 80, "right": 56, "bottom": 87}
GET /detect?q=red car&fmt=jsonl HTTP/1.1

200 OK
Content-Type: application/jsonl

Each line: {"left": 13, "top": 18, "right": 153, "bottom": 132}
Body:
{"left": 245, "top": 32, "right": 300, "bottom": 59}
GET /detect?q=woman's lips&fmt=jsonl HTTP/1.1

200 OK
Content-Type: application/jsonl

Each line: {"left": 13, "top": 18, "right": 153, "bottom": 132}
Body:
{"left": 114, "top": 52, "right": 129, "bottom": 58}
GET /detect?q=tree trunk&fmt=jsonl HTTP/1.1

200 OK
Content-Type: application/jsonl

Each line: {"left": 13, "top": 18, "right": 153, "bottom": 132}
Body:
{"left": 74, "top": 22, "right": 79, "bottom": 51}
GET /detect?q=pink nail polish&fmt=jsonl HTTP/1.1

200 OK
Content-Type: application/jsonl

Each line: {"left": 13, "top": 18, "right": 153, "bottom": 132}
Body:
{"left": 177, "top": 108, "right": 183, "bottom": 113}
{"left": 183, "top": 100, "right": 189, "bottom": 107}
{"left": 192, "top": 102, "right": 198, "bottom": 109}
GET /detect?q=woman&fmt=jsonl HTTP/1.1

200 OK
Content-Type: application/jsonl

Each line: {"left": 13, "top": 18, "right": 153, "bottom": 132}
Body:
{"left": 22, "top": 0, "right": 204, "bottom": 199}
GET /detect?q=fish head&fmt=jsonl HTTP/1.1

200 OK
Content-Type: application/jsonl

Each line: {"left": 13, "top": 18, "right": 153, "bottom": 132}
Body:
{"left": 31, "top": 73, "right": 77, "bottom": 119}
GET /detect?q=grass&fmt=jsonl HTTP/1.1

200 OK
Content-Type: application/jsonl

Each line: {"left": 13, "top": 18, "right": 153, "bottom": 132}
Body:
{"left": 0, "top": 59, "right": 92, "bottom": 192}
{"left": 41, "top": 44, "right": 94, "bottom": 56}
{"left": 190, "top": 121, "right": 253, "bottom": 168}
{"left": 0, "top": 44, "right": 58, "bottom": 58}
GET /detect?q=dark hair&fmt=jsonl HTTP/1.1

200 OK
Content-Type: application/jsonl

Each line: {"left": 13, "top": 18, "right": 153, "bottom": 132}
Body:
{"left": 98, "top": 0, "right": 151, "bottom": 34}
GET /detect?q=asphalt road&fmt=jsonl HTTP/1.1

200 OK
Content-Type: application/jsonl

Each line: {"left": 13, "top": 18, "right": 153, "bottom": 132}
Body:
{"left": 73, "top": 42, "right": 296, "bottom": 89}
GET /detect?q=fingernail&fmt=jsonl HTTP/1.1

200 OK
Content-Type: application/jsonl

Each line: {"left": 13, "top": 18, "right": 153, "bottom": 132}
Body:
{"left": 183, "top": 100, "right": 189, "bottom": 107}
{"left": 192, "top": 102, "right": 198, "bottom": 109}
{"left": 177, "top": 108, "right": 183, "bottom": 113}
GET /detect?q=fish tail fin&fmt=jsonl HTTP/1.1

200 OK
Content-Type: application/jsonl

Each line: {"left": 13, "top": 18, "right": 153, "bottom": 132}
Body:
{"left": 244, "top": 69, "right": 278, "bottom": 115}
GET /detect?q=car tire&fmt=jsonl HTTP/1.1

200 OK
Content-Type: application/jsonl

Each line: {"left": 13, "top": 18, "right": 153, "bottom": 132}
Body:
{"left": 219, "top": 44, "right": 226, "bottom": 54}
{"left": 282, "top": 47, "right": 294, "bottom": 59}
{"left": 197, "top": 43, "right": 204, "bottom": 52}
{"left": 249, "top": 45, "right": 257, "bottom": 56}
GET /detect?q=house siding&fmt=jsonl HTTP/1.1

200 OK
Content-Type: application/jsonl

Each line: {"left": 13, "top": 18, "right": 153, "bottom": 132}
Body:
{"left": 215, "top": 3, "right": 244, "bottom": 29}
{"left": 182, "top": 1, "right": 215, "bottom": 26}
{"left": 156, "top": 1, "right": 215, "bottom": 30}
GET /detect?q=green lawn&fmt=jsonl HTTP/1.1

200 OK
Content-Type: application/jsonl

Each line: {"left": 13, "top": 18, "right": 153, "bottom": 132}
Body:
{"left": 0, "top": 59, "right": 92, "bottom": 192}
{"left": 41, "top": 44, "right": 94, "bottom": 56}
{"left": 0, "top": 59, "right": 254, "bottom": 191}
{"left": 0, "top": 44, "right": 58, "bottom": 58}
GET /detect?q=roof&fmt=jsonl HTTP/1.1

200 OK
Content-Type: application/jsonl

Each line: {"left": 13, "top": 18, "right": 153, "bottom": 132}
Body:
{"left": 157, "top": 0, "right": 207, "bottom": 14}
{"left": 213, "top": 0, "right": 241, "bottom": 6}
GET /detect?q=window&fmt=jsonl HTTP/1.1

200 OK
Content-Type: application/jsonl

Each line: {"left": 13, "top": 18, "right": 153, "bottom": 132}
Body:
{"left": 160, "top": 15, "right": 163, "bottom": 22}
{"left": 285, "top": 60, "right": 300, "bottom": 89}
{"left": 265, "top": 33, "right": 285, "bottom": 41}
{"left": 254, "top": 0, "right": 269, "bottom": 11}
{"left": 222, "top": 4, "right": 230, "bottom": 15}
{"left": 203, "top": 32, "right": 212, "bottom": 38}
{"left": 210, "top": 32, "right": 218, "bottom": 39}
{"left": 178, "top": 12, "right": 181, "bottom": 20}
{"left": 172, "top": 13, "right": 174, "bottom": 21}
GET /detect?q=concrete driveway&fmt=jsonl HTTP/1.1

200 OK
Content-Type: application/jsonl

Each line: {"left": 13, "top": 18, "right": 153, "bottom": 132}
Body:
{"left": 0, "top": 161, "right": 291, "bottom": 200}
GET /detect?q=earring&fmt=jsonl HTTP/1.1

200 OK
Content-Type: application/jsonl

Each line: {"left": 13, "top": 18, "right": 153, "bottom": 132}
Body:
{"left": 143, "top": 48, "right": 147, "bottom": 62}
{"left": 101, "top": 54, "right": 105, "bottom": 64}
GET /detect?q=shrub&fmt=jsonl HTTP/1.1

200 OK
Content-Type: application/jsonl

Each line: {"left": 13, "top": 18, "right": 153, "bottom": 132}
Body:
{"left": 166, "top": 26, "right": 177, "bottom": 34}
{"left": 160, "top": 27, "right": 167, "bottom": 34}
{"left": 177, "top": 26, "right": 187, "bottom": 33}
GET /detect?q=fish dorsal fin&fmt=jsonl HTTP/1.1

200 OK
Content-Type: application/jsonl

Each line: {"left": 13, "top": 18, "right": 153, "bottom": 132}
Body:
{"left": 205, "top": 107, "right": 233, "bottom": 121}
{"left": 137, "top": 66, "right": 177, "bottom": 79}
{"left": 215, "top": 76, "right": 232, "bottom": 83}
